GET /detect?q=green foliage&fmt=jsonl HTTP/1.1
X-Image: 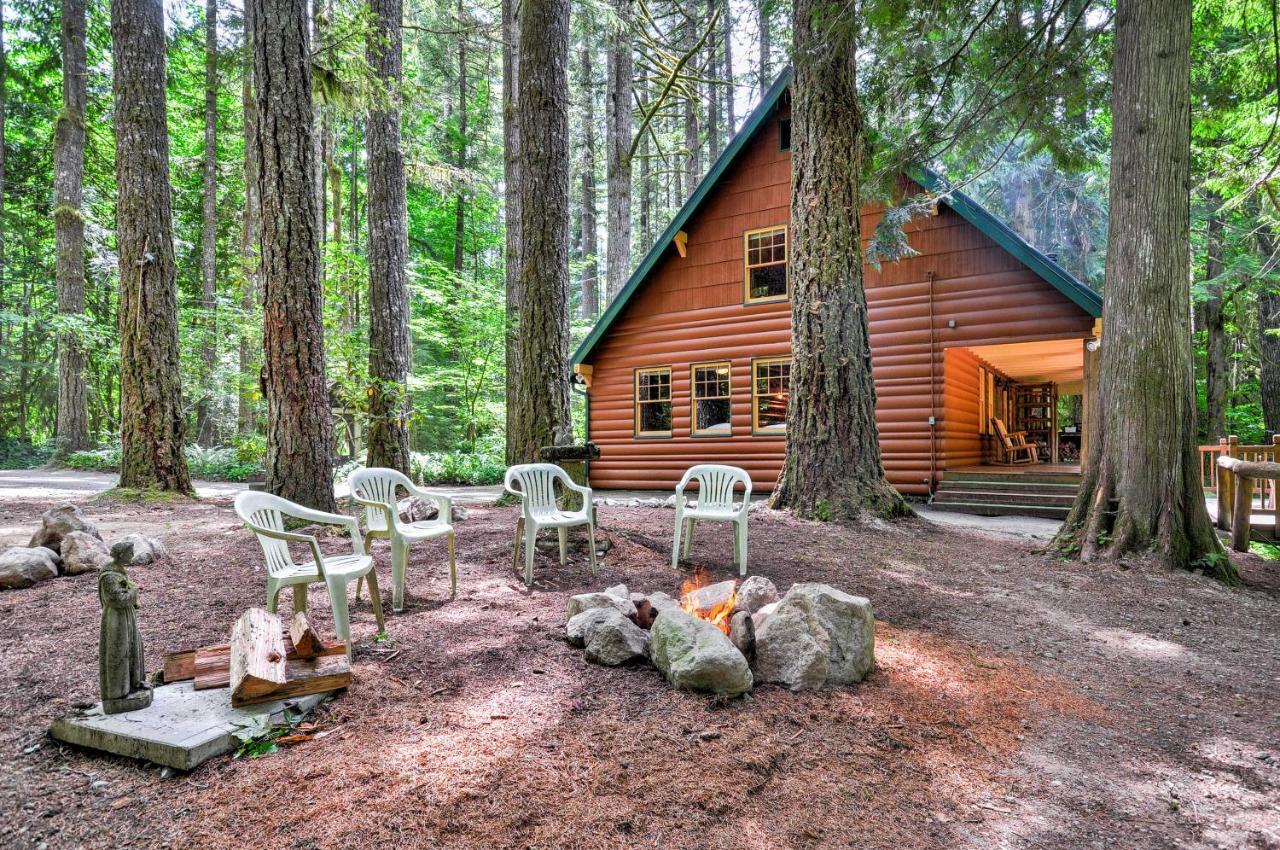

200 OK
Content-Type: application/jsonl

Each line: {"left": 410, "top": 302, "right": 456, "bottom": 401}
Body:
{"left": 409, "top": 445, "right": 506, "bottom": 486}
{"left": 0, "top": 439, "right": 54, "bottom": 470}
{"left": 64, "top": 443, "right": 263, "bottom": 481}
{"left": 1250, "top": 540, "right": 1280, "bottom": 560}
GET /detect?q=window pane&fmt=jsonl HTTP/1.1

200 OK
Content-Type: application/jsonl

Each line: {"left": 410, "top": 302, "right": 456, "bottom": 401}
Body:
{"left": 750, "top": 264, "right": 787, "bottom": 299}
{"left": 696, "top": 398, "right": 731, "bottom": 433}
{"left": 639, "top": 401, "right": 672, "bottom": 433}
{"left": 754, "top": 360, "right": 791, "bottom": 430}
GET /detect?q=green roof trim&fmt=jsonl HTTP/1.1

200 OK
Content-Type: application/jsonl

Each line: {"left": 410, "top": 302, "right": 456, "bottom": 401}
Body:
{"left": 906, "top": 166, "right": 1102, "bottom": 318}
{"left": 573, "top": 68, "right": 1101, "bottom": 366}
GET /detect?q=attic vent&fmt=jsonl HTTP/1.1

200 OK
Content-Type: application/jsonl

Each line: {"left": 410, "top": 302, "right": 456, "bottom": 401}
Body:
{"left": 779, "top": 118, "right": 792, "bottom": 151}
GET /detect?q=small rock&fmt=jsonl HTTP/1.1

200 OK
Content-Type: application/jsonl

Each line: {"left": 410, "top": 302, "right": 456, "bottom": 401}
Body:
{"left": 566, "top": 591, "right": 637, "bottom": 620}
{"left": 60, "top": 531, "right": 113, "bottom": 576}
{"left": 786, "top": 583, "right": 875, "bottom": 684}
{"left": 28, "top": 504, "right": 101, "bottom": 555}
{"left": 399, "top": 497, "right": 468, "bottom": 523}
{"left": 684, "top": 580, "right": 737, "bottom": 617}
{"left": 649, "top": 608, "right": 752, "bottom": 696}
{"left": 662, "top": 494, "right": 678, "bottom": 508}
{"left": 0, "top": 547, "right": 59, "bottom": 589}
{"left": 748, "top": 499, "right": 771, "bottom": 514}
{"left": 753, "top": 594, "right": 831, "bottom": 691}
{"left": 114, "top": 533, "right": 168, "bottom": 566}
{"left": 603, "top": 583, "right": 629, "bottom": 601}
{"left": 729, "top": 610, "right": 755, "bottom": 660}
{"left": 566, "top": 607, "right": 650, "bottom": 665}
{"left": 735, "top": 575, "right": 779, "bottom": 614}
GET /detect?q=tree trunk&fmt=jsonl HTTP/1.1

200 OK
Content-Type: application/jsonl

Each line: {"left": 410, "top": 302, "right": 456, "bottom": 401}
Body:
{"left": 365, "top": 0, "right": 411, "bottom": 474}
{"left": 1203, "top": 199, "right": 1227, "bottom": 441}
{"left": 770, "top": 0, "right": 909, "bottom": 522}
{"left": 509, "top": 0, "right": 572, "bottom": 463}
{"left": 722, "top": 0, "right": 735, "bottom": 134}
{"left": 578, "top": 22, "right": 599, "bottom": 318}
{"left": 605, "top": 0, "right": 633, "bottom": 302}
{"left": 1259, "top": 225, "right": 1280, "bottom": 437}
{"left": 756, "top": 0, "right": 770, "bottom": 98}
{"left": 1053, "top": 0, "right": 1226, "bottom": 578}
{"left": 682, "top": 11, "right": 700, "bottom": 196}
{"left": 112, "top": 0, "right": 193, "bottom": 493}
{"left": 252, "top": 0, "right": 335, "bottom": 510}
{"left": 195, "top": 0, "right": 219, "bottom": 446}
{"left": 54, "top": 0, "right": 90, "bottom": 457}
{"left": 239, "top": 10, "right": 261, "bottom": 436}
{"left": 502, "top": 0, "right": 522, "bottom": 465}
{"left": 454, "top": 0, "right": 467, "bottom": 276}
{"left": 706, "top": 0, "right": 721, "bottom": 161}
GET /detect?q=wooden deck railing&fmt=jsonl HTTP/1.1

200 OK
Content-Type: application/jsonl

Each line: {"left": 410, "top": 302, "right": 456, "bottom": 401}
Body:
{"left": 1217, "top": 454, "right": 1280, "bottom": 550}
{"left": 1200, "top": 435, "right": 1280, "bottom": 546}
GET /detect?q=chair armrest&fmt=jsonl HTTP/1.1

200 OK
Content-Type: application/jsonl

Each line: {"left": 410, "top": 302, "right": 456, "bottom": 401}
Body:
{"left": 566, "top": 481, "right": 592, "bottom": 508}
{"left": 352, "top": 495, "right": 397, "bottom": 534}
{"left": 245, "top": 524, "right": 329, "bottom": 577}
{"left": 284, "top": 506, "right": 365, "bottom": 559}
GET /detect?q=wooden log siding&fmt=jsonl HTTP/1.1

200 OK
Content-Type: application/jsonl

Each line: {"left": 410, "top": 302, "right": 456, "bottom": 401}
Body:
{"left": 584, "top": 110, "right": 1095, "bottom": 493}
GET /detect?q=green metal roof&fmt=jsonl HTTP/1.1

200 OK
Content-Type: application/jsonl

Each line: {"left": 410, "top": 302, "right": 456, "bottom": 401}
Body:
{"left": 573, "top": 69, "right": 1101, "bottom": 366}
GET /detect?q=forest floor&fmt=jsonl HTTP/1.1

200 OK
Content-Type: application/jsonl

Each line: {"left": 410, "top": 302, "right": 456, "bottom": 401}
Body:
{"left": 0, "top": 489, "right": 1278, "bottom": 850}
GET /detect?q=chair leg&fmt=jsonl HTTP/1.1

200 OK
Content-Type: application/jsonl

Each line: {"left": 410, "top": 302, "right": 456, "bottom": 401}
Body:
{"left": 684, "top": 518, "right": 695, "bottom": 557}
{"left": 671, "top": 512, "right": 683, "bottom": 569}
{"left": 354, "top": 577, "right": 364, "bottom": 602}
{"left": 737, "top": 521, "right": 748, "bottom": 576}
{"left": 558, "top": 527, "right": 568, "bottom": 566}
{"left": 587, "top": 523, "right": 598, "bottom": 574}
{"left": 266, "top": 585, "right": 280, "bottom": 614}
{"left": 293, "top": 584, "right": 308, "bottom": 615}
{"left": 448, "top": 532, "right": 457, "bottom": 597}
{"left": 364, "top": 570, "right": 387, "bottom": 633}
{"left": 524, "top": 523, "right": 537, "bottom": 589}
{"left": 329, "top": 579, "right": 352, "bottom": 657}
{"left": 391, "top": 537, "right": 408, "bottom": 613}
{"left": 511, "top": 518, "right": 524, "bottom": 576}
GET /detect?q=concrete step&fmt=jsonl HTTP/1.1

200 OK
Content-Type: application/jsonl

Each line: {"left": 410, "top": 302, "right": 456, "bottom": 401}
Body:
{"left": 925, "top": 500, "right": 1073, "bottom": 520}
{"left": 936, "top": 479, "right": 1079, "bottom": 494}
{"left": 932, "top": 489, "right": 1077, "bottom": 508}
{"left": 943, "top": 471, "right": 1081, "bottom": 486}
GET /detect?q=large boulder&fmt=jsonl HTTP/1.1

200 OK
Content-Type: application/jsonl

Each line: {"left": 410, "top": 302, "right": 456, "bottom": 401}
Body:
{"left": 60, "top": 530, "right": 112, "bottom": 575}
{"left": 28, "top": 504, "right": 101, "bottom": 555}
{"left": 787, "top": 583, "right": 875, "bottom": 684}
{"left": 735, "top": 575, "right": 778, "bottom": 614}
{"left": 400, "top": 497, "right": 469, "bottom": 523}
{"left": 566, "top": 607, "right": 650, "bottom": 665}
{"left": 566, "top": 591, "right": 637, "bottom": 620}
{"left": 646, "top": 591, "right": 681, "bottom": 613}
{"left": 0, "top": 547, "right": 59, "bottom": 589}
{"left": 753, "top": 594, "right": 831, "bottom": 691}
{"left": 649, "top": 608, "right": 753, "bottom": 697}
{"left": 115, "top": 533, "right": 168, "bottom": 566}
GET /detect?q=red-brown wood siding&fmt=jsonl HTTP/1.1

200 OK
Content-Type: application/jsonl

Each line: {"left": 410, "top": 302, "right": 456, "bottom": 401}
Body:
{"left": 584, "top": 111, "right": 1095, "bottom": 494}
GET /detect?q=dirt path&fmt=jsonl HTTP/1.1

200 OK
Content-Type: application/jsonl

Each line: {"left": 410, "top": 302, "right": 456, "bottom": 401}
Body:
{"left": 0, "top": 490, "right": 1276, "bottom": 849}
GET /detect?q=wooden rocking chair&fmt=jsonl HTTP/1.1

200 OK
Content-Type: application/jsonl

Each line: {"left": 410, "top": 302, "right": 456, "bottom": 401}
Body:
{"left": 990, "top": 417, "right": 1039, "bottom": 465}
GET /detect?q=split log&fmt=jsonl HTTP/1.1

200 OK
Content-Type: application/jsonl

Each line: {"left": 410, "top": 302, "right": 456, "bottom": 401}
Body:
{"left": 290, "top": 611, "right": 323, "bottom": 658}
{"left": 230, "top": 654, "right": 351, "bottom": 707}
{"left": 162, "top": 649, "right": 197, "bottom": 683}
{"left": 182, "top": 638, "right": 346, "bottom": 690}
{"left": 229, "top": 608, "right": 287, "bottom": 705}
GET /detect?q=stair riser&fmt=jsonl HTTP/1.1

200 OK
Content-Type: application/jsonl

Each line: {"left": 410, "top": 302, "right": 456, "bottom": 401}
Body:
{"left": 932, "top": 491, "right": 1076, "bottom": 508}
{"left": 937, "top": 480, "right": 1079, "bottom": 494}
{"left": 927, "top": 501, "right": 1072, "bottom": 520}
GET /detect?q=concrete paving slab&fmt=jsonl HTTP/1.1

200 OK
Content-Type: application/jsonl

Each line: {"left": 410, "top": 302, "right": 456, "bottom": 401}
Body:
{"left": 49, "top": 681, "right": 334, "bottom": 771}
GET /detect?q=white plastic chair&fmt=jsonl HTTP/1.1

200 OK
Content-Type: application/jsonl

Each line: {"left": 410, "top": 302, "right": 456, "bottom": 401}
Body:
{"left": 348, "top": 467, "right": 456, "bottom": 611}
{"left": 672, "top": 464, "right": 752, "bottom": 575}
{"left": 503, "top": 463, "right": 597, "bottom": 589}
{"left": 234, "top": 491, "right": 385, "bottom": 654}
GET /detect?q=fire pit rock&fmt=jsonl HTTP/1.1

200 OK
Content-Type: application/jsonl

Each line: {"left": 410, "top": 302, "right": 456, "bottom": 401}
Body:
{"left": 649, "top": 609, "right": 753, "bottom": 697}
{"left": 566, "top": 591, "right": 637, "bottom": 620}
{"left": 566, "top": 607, "right": 650, "bottom": 665}
{"left": 788, "top": 583, "right": 875, "bottom": 684}
{"left": 753, "top": 594, "right": 831, "bottom": 690}
{"left": 735, "top": 575, "right": 779, "bottom": 614}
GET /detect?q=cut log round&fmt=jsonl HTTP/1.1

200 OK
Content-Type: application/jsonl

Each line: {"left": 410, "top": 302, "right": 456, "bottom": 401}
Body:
{"left": 229, "top": 608, "right": 287, "bottom": 705}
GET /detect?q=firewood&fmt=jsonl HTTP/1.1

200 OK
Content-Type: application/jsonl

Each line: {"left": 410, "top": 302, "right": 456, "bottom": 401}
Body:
{"left": 229, "top": 608, "right": 287, "bottom": 705}
{"left": 230, "top": 654, "right": 352, "bottom": 707}
{"left": 185, "top": 639, "right": 347, "bottom": 690}
{"left": 289, "top": 611, "right": 323, "bottom": 658}
{"left": 162, "top": 649, "right": 197, "bottom": 683}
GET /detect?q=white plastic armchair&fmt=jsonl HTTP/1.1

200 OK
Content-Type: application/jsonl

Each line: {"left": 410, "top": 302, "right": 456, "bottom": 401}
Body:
{"left": 503, "top": 463, "right": 597, "bottom": 589}
{"left": 672, "top": 464, "right": 752, "bottom": 575}
{"left": 234, "top": 490, "right": 385, "bottom": 653}
{"left": 348, "top": 467, "right": 456, "bottom": 611}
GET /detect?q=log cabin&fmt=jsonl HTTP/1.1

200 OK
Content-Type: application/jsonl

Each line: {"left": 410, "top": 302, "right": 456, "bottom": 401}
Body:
{"left": 572, "top": 71, "right": 1103, "bottom": 516}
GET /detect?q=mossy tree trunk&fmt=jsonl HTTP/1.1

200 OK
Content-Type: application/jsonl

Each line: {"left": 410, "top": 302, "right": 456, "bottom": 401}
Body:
{"left": 251, "top": 0, "right": 336, "bottom": 511}
{"left": 1054, "top": 0, "right": 1228, "bottom": 579}
{"left": 770, "top": 0, "right": 909, "bottom": 522}
{"left": 112, "top": 0, "right": 193, "bottom": 493}
{"left": 195, "top": 0, "right": 219, "bottom": 447}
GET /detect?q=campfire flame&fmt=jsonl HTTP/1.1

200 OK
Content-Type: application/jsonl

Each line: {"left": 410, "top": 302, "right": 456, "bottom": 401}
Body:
{"left": 680, "top": 568, "right": 737, "bottom": 636}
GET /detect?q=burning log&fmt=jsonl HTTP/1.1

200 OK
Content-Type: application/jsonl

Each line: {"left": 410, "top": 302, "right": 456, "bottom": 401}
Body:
{"left": 679, "top": 570, "right": 738, "bottom": 635}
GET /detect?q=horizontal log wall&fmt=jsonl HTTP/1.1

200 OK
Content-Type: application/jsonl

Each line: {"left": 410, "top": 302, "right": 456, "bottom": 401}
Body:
{"left": 586, "top": 108, "right": 1095, "bottom": 494}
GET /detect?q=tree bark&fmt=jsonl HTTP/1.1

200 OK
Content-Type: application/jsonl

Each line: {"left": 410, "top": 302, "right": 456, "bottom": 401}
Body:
{"left": 252, "top": 0, "right": 335, "bottom": 510}
{"left": 1203, "top": 199, "right": 1227, "bottom": 441}
{"left": 453, "top": 0, "right": 468, "bottom": 276}
{"left": 112, "top": 0, "right": 193, "bottom": 493}
{"left": 722, "top": 0, "right": 735, "bottom": 134}
{"left": 502, "top": 0, "right": 522, "bottom": 465}
{"left": 756, "top": 0, "right": 770, "bottom": 98}
{"left": 706, "top": 0, "right": 721, "bottom": 161}
{"left": 605, "top": 0, "right": 633, "bottom": 302}
{"left": 195, "top": 0, "right": 219, "bottom": 446}
{"left": 54, "top": 0, "right": 90, "bottom": 457}
{"left": 239, "top": 10, "right": 261, "bottom": 436}
{"left": 578, "top": 21, "right": 599, "bottom": 318}
{"left": 682, "top": 10, "right": 701, "bottom": 196}
{"left": 1258, "top": 225, "right": 1280, "bottom": 437}
{"left": 509, "top": 0, "right": 572, "bottom": 463}
{"left": 365, "top": 0, "right": 412, "bottom": 474}
{"left": 770, "top": 0, "right": 909, "bottom": 522}
{"left": 1054, "top": 0, "right": 1226, "bottom": 578}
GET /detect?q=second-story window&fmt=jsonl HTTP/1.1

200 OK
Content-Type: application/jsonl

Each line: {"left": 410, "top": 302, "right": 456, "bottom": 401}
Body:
{"left": 744, "top": 225, "right": 788, "bottom": 302}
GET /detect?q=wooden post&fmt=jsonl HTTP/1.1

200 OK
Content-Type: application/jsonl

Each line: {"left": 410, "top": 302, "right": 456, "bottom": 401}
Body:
{"left": 1232, "top": 473, "right": 1253, "bottom": 553}
{"left": 1220, "top": 436, "right": 1240, "bottom": 531}
{"left": 1080, "top": 338, "right": 1099, "bottom": 467}
{"left": 1215, "top": 437, "right": 1231, "bottom": 531}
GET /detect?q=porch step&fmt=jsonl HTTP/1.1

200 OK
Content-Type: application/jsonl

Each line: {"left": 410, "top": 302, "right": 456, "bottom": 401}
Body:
{"left": 931, "top": 489, "right": 1077, "bottom": 508}
{"left": 943, "top": 470, "right": 1081, "bottom": 486}
{"left": 937, "top": 479, "right": 1079, "bottom": 495}
{"left": 925, "top": 500, "right": 1073, "bottom": 520}
{"left": 932, "top": 467, "right": 1080, "bottom": 519}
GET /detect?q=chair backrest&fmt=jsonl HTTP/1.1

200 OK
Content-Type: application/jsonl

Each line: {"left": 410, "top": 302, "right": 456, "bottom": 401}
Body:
{"left": 349, "top": 467, "right": 412, "bottom": 532}
{"left": 681, "top": 464, "right": 751, "bottom": 511}
{"left": 504, "top": 463, "right": 570, "bottom": 518}
{"left": 234, "top": 491, "right": 301, "bottom": 578}
{"left": 990, "top": 417, "right": 1015, "bottom": 450}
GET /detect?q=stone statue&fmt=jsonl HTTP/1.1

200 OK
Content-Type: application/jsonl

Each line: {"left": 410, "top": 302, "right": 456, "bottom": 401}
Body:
{"left": 98, "top": 542, "right": 152, "bottom": 714}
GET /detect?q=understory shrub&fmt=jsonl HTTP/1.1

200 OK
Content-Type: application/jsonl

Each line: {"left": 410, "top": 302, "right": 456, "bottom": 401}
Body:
{"left": 410, "top": 447, "right": 505, "bottom": 486}
{"left": 63, "top": 443, "right": 263, "bottom": 482}
{"left": 0, "top": 438, "right": 54, "bottom": 470}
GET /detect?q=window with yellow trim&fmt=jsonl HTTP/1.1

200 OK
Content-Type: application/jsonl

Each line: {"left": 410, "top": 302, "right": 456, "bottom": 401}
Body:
{"left": 752, "top": 358, "right": 791, "bottom": 432}
{"left": 744, "top": 226, "right": 788, "bottom": 302}
{"left": 634, "top": 368, "right": 672, "bottom": 436}
{"left": 691, "top": 362, "right": 732, "bottom": 435}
